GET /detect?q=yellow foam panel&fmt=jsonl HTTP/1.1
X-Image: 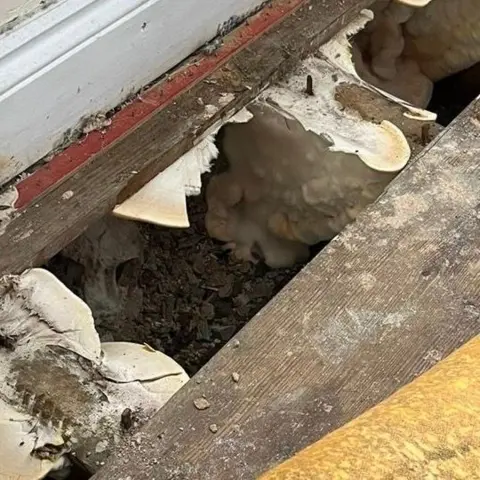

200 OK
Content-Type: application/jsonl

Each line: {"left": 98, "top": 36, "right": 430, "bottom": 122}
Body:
{"left": 259, "top": 335, "right": 480, "bottom": 479}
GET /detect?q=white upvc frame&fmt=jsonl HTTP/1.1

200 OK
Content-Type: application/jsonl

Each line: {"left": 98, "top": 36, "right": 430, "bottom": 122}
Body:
{"left": 0, "top": 0, "right": 265, "bottom": 187}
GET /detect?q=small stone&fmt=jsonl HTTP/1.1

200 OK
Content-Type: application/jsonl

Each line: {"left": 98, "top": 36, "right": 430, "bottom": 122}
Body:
{"left": 231, "top": 372, "right": 240, "bottom": 383}
{"left": 218, "top": 275, "right": 234, "bottom": 298}
{"left": 193, "top": 398, "right": 211, "bottom": 410}
{"left": 95, "top": 440, "right": 109, "bottom": 453}
{"left": 231, "top": 339, "right": 240, "bottom": 348}
{"left": 200, "top": 302, "right": 215, "bottom": 320}
{"left": 61, "top": 190, "right": 74, "bottom": 200}
{"left": 192, "top": 255, "right": 205, "bottom": 275}
{"left": 209, "top": 424, "right": 218, "bottom": 433}
{"left": 322, "top": 403, "right": 333, "bottom": 413}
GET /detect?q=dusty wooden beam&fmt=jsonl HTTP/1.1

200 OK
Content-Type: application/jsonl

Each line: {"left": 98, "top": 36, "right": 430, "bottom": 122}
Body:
{"left": 92, "top": 99, "right": 480, "bottom": 479}
{"left": 0, "top": 0, "right": 373, "bottom": 275}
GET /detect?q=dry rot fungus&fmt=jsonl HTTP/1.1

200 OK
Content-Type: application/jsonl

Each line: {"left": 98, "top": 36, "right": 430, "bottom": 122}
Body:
{"left": 109, "top": 6, "right": 480, "bottom": 270}
{"left": 204, "top": 9, "right": 438, "bottom": 268}
{"left": 0, "top": 268, "right": 188, "bottom": 479}
{"left": 60, "top": 216, "right": 145, "bottom": 327}
{"left": 113, "top": 108, "right": 253, "bottom": 229}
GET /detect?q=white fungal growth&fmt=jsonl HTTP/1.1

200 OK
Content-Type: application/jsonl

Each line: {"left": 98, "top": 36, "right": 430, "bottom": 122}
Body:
{"left": 113, "top": 107, "right": 253, "bottom": 228}
{"left": 0, "top": 268, "right": 189, "bottom": 478}
{"left": 261, "top": 56, "right": 411, "bottom": 172}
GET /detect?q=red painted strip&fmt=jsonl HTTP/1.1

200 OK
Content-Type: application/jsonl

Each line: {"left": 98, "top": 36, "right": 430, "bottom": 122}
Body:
{"left": 15, "top": 0, "right": 304, "bottom": 210}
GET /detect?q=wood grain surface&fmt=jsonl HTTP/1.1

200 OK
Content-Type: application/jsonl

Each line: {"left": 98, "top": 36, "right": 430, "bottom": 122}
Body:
{"left": 91, "top": 88, "right": 480, "bottom": 479}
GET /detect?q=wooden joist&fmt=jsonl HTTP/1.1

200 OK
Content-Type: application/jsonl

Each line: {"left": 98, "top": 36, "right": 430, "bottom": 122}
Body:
{"left": 91, "top": 97, "right": 480, "bottom": 478}
{"left": 0, "top": 0, "right": 372, "bottom": 276}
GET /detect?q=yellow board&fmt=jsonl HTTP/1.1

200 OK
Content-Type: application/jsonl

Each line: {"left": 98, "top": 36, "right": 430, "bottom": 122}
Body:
{"left": 259, "top": 335, "right": 480, "bottom": 479}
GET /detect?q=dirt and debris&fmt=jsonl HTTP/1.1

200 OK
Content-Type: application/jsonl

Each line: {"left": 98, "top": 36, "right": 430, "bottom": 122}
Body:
{"left": 193, "top": 397, "right": 211, "bottom": 411}
{"left": 121, "top": 195, "right": 303, "bottom": 376}
{"left": 47, "top": 191, "right": 306, "bottom": 376}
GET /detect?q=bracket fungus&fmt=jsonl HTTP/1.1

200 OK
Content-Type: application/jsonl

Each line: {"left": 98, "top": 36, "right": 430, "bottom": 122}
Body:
{"left": 203, "top": 9, "right": 437, "bottom": 268}
{"left": 112, "top": 108, "right": 253, "bottom": 229}
{"left": 108, "top": 9, "right": 438, "bottom": 269}
{"left": 0, "top": 268, "right": 189, "bottom": 479}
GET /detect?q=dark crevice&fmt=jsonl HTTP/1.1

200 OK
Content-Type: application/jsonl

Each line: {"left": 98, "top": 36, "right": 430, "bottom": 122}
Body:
{"left": 428, "top": 62, "right": 480, "bottom": 126}
{"left": 46, "top": 454, "right": 92, "bottom": 479}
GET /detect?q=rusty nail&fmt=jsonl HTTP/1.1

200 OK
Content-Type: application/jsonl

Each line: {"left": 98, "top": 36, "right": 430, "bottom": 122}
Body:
{"left": 306, "top": 75, "right": 314, "bottom": 96}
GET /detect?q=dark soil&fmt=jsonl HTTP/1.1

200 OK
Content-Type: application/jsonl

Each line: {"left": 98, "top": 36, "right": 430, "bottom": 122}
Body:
{"left": 112, "top": 196, "right": 302, "bottom": 375}
{"left": 47, "top": 192, "right": 305, "bottom": 376}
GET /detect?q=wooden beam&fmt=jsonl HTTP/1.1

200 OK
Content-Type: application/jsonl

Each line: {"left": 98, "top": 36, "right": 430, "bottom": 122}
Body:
{"left": 0, "top": 0, "right": 373, "bottom": 275}
{"left": 92, "top": 100, "right": 480, "bottom": 479}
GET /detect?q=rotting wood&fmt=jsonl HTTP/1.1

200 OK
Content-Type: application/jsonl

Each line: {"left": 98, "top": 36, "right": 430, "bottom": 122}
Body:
{"left": 92, "top": 100, "right": 480, "bottom": 479}
{"left": 0, "top": 0, "right": 374, "bottom": 276}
